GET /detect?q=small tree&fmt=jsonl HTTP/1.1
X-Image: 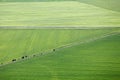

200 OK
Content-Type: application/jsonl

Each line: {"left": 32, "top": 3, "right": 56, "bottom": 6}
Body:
{"left": 25, "top": 56, "right": 27, "bottom": 58}
{"left": 12, "top": 59, "right": 16, "bottom": 62}
{"left": 53, "top": 49, "right": 55, "bottom": 51}
{"left": 21, "top": 56, "right": 24, "bottom": 59}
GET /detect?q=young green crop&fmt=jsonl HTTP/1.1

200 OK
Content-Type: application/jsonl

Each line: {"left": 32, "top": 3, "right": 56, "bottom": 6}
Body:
{"left": 0, "top": 1, "right": 120, "bottom": 27}
{"left": 0, "top": 29, "right": 116, "bottom": 64}
{"left": 0, "top": 32, "right": 120, "bottom": 80}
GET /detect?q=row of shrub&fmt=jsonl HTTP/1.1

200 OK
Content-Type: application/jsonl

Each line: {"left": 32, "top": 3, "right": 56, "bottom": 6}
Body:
{"left": 1, "top": 49, "right": 56, "bottom": 65}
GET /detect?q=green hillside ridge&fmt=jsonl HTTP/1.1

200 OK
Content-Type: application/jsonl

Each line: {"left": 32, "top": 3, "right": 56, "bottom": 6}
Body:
{"left": 0, "top": 32, "right": 120, "bottom": 80}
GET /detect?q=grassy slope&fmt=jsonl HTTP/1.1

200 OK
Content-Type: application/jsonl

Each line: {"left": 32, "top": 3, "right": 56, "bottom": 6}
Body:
{"left": 0, "top": 33, "right": 120, "bottom": 80}
{"left": 77, "top": 0, "right": 120, "bottom": 12}
{"left": 0, "top": 29, "right": 116, "bottom": 64}
{"left": 0, "top": 1, "right": 120, "bottom": 27}
{"left": 1, "top": 0, "right": 119, "bottom": 12}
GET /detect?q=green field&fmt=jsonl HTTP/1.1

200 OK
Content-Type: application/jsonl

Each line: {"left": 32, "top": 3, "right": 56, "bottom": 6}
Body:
{"left": 0, "top": 0, "right": 120, "bottom": 80}
{"left": 77, "top": 0, "right": 120, "bottom": 12}
{"left": 1, "top": 28, "right": 118, "bottom": 64}
{"left": 0, "top": 32, "right": 120, "bottom": 80}
{"left": 0, "top": 1, "right": 120, "bottom": 27}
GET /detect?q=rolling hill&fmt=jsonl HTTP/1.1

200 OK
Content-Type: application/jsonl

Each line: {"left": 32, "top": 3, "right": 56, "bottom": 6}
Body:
{"left": 0, "top": 32, "right": 120, "bottom": 80}
{"left": 0, "top": 0, "right": 120, "bottom": 80}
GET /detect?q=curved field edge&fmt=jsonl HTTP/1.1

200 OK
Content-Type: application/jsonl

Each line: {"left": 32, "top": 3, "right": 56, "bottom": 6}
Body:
{"left": 0, "top": 1, "right": 120, "bottom": 27}
{"left": 0, "top": 28, "right": 118, "bottom": 64}
{"left": 0, "top": 32, "right": 120, "bottom": 80}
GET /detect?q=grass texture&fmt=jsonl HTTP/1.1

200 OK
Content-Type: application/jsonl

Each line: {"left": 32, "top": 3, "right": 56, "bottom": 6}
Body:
{"left": 0, "top": 28, "right": 117, "bottom": 64}
{"left": 0, "top": 32, "right": 120, "bottom": 80}
{"left": 0, "top": 1, "right": 120, "bottom": 27}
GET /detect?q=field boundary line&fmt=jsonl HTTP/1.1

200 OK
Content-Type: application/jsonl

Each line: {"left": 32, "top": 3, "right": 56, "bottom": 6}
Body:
{"left": 0, "top": 26, "right": 120, "bottom": 30}
{"left": 0, "top": 32, "right": 119, "bottom": 67}
{"left": 56, "top": 32, "right": 120, "bottom": 50}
